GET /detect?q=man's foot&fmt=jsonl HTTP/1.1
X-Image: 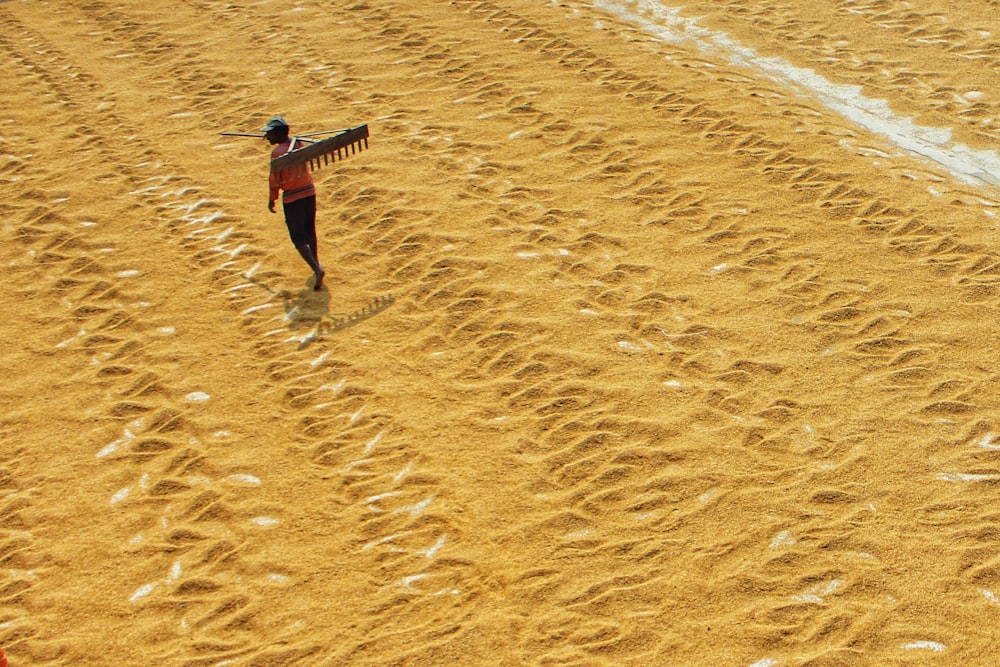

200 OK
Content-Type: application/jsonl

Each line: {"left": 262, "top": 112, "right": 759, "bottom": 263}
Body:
{"left": 313, "top": 269, "right": 326, "bottom": 291}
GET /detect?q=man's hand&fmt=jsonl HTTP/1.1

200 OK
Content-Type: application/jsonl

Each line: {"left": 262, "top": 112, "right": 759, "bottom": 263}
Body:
{"left": 268, "top": 199, "right": 276, "bottom": 213}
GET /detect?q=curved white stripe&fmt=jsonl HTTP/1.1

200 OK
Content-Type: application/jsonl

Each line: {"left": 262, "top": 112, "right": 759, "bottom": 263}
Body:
{"left": 593, "top": 0, "right": 1000, "bottom": 188}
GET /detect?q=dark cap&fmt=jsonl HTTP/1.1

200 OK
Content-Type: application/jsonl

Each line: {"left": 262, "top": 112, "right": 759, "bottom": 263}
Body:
{"left": 261, "top": 116, "right": 289, "bottom": 133}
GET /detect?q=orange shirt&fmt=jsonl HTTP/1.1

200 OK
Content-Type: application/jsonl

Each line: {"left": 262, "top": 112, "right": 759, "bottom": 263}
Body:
{"left": 269, "top": 140, "right": 316, "bottom": 204}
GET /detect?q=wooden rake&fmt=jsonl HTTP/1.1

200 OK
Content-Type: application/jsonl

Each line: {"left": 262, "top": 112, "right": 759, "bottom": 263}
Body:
{"left": 221, "top": 124, "right": 370, "bottom": 179}
{"left": 272, "top": 124, "right": 370, "bottom": 179}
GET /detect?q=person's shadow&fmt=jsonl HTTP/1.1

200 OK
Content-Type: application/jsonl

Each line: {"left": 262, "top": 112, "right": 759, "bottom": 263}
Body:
{"left": 280, "top": 283, "right": 332, "bottom": 333}
{"left": 245, "top": 275, "right": 394, "bottom": 350}
{"left": 244, "top": 275, "right": 330, "bottom": 336}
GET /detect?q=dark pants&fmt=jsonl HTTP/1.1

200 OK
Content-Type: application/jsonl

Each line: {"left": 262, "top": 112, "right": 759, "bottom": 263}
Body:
{"left": 283, "top": 196, "right": 317, "bottom": 247}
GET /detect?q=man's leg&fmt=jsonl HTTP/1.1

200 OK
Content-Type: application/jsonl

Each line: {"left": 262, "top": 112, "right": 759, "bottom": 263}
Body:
{"left": 285, "top": 196, "right": 325, "bottom": 290}
{"left": 295, "top": 244, "right": 325, "bottom": 290}
{"left": 307, "top": 203, "right": 319, "bottom": 267}
{"left": 304, "top": 197, "right": 323, "bottom": 289}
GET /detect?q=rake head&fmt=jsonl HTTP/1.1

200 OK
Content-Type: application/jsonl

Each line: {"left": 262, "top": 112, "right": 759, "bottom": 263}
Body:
{"left": 270, "top": 124, "right": 370, "bottom": 179}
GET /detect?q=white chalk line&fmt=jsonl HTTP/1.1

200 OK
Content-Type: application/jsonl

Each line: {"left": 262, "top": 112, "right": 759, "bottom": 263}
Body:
{"left": 592, "top": 0, "right": 1000, "bottom": 189}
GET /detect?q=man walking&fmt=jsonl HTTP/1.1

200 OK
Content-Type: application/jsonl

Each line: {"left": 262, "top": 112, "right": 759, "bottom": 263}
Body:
{"left": 263, "top": 116, "right": 325, "bottom": 290}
